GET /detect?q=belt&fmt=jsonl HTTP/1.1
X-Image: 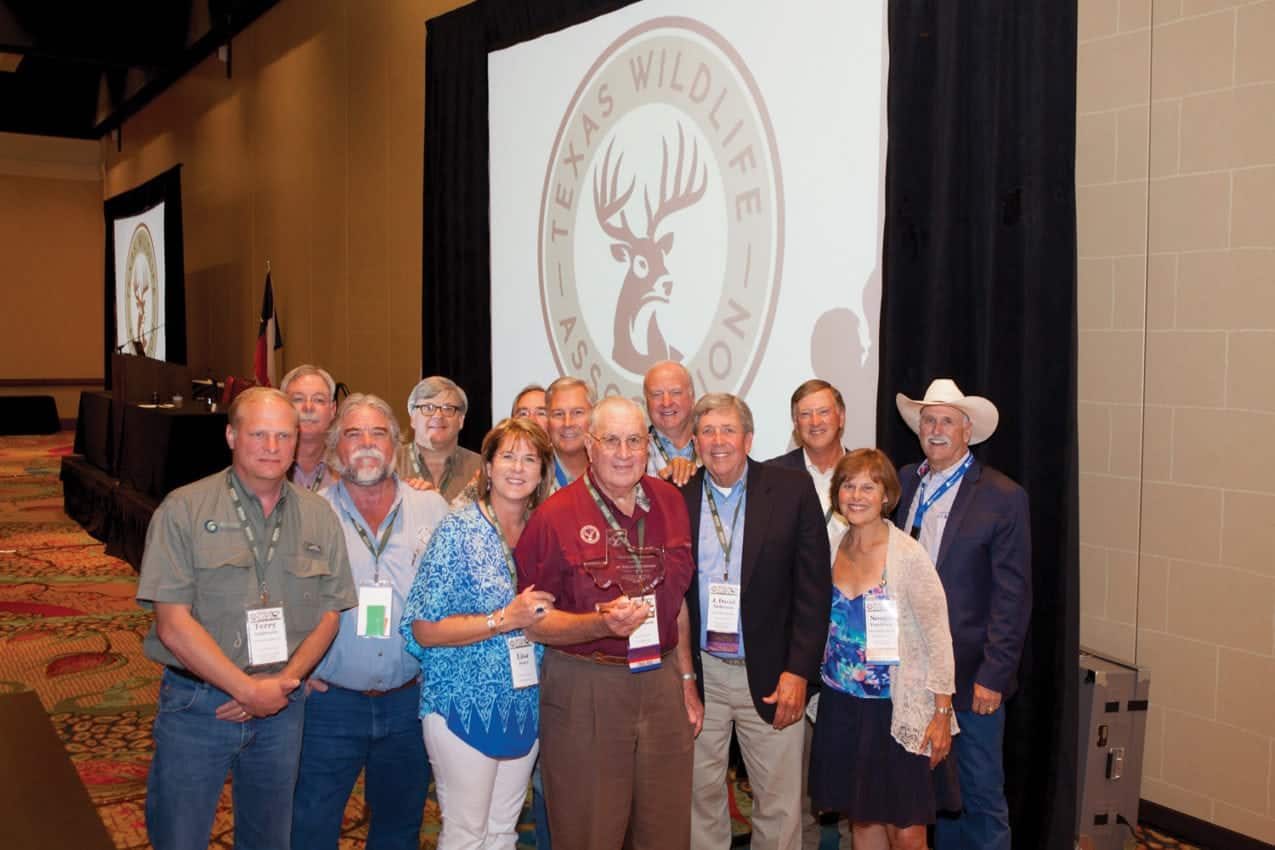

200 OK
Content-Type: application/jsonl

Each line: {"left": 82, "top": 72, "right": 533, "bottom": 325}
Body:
{"left": 552, "top": 648, "right": 674, "bottom": 667}
{"left": 331, "top": 679, "right": 418, "bottom": 698}
{"left": 165, "top": 666, "right": 205, "bottom": 684}
{"left": 704, "top": 652, "right": 747, "bottom": 667}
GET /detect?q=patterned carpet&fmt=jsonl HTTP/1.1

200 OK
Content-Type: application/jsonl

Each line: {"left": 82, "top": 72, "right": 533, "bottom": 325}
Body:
{"left": 0, "top": 433, "right": 1198, "bottom": 850}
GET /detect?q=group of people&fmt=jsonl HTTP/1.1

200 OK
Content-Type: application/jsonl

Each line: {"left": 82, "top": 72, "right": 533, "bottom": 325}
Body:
{"left": 134, "top": 360, "right": 1031, "bottom": 850}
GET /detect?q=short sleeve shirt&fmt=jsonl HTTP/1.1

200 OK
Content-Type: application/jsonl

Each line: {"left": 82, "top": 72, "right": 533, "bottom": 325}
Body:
{"left": 136, "top": 468, "right": 357, "bottom": 672}
{"left": 393, "top": 442, "right": 483, "bottom": 502}
{"left": 514, "top": 471, "right": 694, "bottom": 658}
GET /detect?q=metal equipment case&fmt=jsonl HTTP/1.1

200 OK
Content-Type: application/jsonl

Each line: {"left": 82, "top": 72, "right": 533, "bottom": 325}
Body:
{"left": 1077, "top": 649, "right": 1151, "bottom": 850}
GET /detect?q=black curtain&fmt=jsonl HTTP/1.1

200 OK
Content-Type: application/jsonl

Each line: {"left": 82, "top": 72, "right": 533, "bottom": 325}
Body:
{"left": 422, "top": 0, "right": 637, "bottom": 451}
{"left": 876, "top": 5, "right": 1079, "bottom": 850}
{"left": 423, "top": 2, "right": 1079, "bottom": 847}
{"left": 102, "top": 163, "right": 187, "bottom": 384}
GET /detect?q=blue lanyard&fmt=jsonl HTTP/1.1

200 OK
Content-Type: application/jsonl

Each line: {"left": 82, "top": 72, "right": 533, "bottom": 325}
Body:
{"left": 554, "top": 457, "right": 570, "bottom": 489}
{"left": 911, "top": 453, "right": 973, "bottom": 534}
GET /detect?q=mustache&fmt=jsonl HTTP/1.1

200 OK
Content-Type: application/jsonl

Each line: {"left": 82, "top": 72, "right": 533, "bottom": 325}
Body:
{"left": 350, "top": 447, "right": 386, "bottom": 464}
{"left": 299, "top": 413, "right": 323, "bottom": 425}
{"left": 926, "top": 436, "right": 951, "bottom": 446}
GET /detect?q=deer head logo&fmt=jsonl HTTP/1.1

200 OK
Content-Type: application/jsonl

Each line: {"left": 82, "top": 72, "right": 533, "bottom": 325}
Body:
{"left": 593, "top": 123, "right": 707, "bottom": 375}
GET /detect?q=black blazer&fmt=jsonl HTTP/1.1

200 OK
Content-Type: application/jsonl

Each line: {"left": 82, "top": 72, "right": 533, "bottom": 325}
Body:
{"left": 894, "top": 459, "right": 1032, "bottom": 709}
{"left": 682, "top": 459, "right": 832, "bottom": 722}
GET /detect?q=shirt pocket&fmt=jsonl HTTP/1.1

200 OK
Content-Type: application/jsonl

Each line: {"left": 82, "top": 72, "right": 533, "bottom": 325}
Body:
{"left": 191, "top": 542, "right": 255, "bottom": 656}
{"left": 284, "top": 556, "right": 332, "bottom": 633}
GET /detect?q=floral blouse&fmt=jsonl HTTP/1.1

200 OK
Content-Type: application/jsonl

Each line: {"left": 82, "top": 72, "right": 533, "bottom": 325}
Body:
{"left": 821, "top": 583, "right": 893, "bottom": 699}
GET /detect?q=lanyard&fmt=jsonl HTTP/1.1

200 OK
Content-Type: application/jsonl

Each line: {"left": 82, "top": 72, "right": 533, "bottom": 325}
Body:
{"left": 413, "top": 447, "right": 453, "bottom": 494}
{"left": 649, "top": 425, "right": 697, "bottom": 467}
{"left": 226, "top": 473, "right": 284, "bottom": 604}
{"left": 704, "top": 481, "right": 745, "bottom": 581}
{"left": 344, "top": 500, "right": 401, "bottom": 582}
{"left": 480, "top": 499, "right": 520, "bottom": 586}
{"left": 553, "top": 457, "right": 571, "bottom": 489}
{"left": 582, "top": 473, "right": 646, "bottom": 551}
{"left": 911, "top": 453, "right": 974, "bottom": 535}
{"left": 292, "top": 461, "right": 326, "bottom": 492}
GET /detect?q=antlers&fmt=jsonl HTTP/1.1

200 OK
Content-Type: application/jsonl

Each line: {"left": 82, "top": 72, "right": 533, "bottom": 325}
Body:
{"left": 646, "top": 123, "right": 707, "bottom": 235}
{"left": 593, "top": 124, "right": 708, "bottom": 242}
{"left": 594, "top": 139, "right": 638, "bottom": 244}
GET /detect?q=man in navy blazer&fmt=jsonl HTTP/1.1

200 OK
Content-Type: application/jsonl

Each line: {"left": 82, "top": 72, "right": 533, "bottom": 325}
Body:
{"left": 893, "top": 379, "right": 1031, "bottom": 850}
{"left": 678, "top": 393, "right": 831, "bottom": 850}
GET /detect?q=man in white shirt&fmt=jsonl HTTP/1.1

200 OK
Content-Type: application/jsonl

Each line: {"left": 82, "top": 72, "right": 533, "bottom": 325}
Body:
{"left": 643, "top": 360, "right": 698, "bottom": 486}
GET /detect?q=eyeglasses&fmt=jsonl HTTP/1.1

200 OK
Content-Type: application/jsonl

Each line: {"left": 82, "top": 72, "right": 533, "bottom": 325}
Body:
{"left": 413, "top": 402, "right": 461, "bottom": 418}
{"left": 589, "top": 433, "right": 647, "bottom": 453}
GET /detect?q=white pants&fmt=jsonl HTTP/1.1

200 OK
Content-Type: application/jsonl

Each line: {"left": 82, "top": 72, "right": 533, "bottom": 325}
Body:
{"left": 422, "top": 713, "right": 539, "bottom": 850}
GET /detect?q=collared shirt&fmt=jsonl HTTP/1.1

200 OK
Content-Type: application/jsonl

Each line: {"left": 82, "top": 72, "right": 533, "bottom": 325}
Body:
{"left": 392, "top": 442, "right": 482, "bottom": 502}
{"left": 312, "top": 477, "right": 449, "bottom": 692}
{"left": 136, "top": 467, "right": 357, "bottom": 672}
{"left": 289, "top": 459, "right": 333, "bottom": 493}
{"left": 696, "top": 475, "right": 747, "bottom": 659}
{"left": 547, "top": 452, "right": 584, "bottom": 496}
{"left": 646, "top": 427, "right": 698, "bottom": 477}
{"left": 804, "top": 448, "right": 838, "bottom": 520}
{"left": 904, "top": 450, "right": 972, "bottom": 562}
{"left": 515, "top": 470, "right": 695, "bottom": 658}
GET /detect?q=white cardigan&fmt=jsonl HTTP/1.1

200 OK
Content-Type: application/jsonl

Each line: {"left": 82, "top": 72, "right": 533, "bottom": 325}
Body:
{"left": 828, "top": 521, "right": 960, "bottom": 755}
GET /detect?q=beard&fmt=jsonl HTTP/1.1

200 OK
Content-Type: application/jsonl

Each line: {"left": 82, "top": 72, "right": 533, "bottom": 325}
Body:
{"left": 343, "top": 447, "right": 388, "bottom": 485}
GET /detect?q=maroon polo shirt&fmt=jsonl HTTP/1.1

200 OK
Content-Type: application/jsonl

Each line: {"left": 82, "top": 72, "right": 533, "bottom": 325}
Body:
{"left": 515, "top": 470, "right": 694, "bottom": 659}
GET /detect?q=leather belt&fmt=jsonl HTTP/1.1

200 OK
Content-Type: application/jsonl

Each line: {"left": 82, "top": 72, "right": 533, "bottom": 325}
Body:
{"left": 704, "top": 653, "right": 747, "bottom": 667}
{"left": 551, "top": 647, "right": 674, "bottom": 667}
{"left": 333, "top": 679, "right": 418, "bottom": 698}
{"left": 165, "top": 666, "right": 205, "bottom": 684}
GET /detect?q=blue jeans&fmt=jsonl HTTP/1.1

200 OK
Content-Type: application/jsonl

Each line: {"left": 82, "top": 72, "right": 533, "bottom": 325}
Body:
{"left": 146, "top": 668, "right": 306, "bottom": 850}
{"left": 935, "top": 707, "right": 1010, "bottom": 850}
{"left": 291, "top": 682, "right": 429, "bottom": 850}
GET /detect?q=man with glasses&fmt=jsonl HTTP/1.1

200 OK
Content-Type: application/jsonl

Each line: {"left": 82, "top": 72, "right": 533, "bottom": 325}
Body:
{"left": 292, "top": 394, "right": 449, "bottom": 850}
{"left": 544, "top": 376, "right": 594, "bottom": 494}
{"left": 516, "top": 397, "right": 700, "bottom": 850}
{"left": 282, "top": 364, "right": 339, "bottom": 492}
{"left": 394, "top": 376, "right": 481, "bottom": 502}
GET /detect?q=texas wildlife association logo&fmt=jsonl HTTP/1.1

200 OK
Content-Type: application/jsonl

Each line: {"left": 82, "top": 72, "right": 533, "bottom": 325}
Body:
{"left": 124, "top": 223, "right": 159, "bottom": 357}
{"left": 539, "top": 17, "right": 783, "bottom": 399}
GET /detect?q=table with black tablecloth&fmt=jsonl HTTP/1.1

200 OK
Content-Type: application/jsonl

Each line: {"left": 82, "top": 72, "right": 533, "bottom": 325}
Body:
{"left": 116, "top": 403, "right": 230, "bottom": 501}
{"left": 72, "top": 390, "right": 113, "bottom": 473}
{"left": 0, "top": 395, "right": 61, "bottom": 434}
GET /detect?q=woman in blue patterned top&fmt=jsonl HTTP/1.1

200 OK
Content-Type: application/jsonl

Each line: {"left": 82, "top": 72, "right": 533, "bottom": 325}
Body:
{"left": 809, "top": 449, "right": 960, "bottom": 849}
{"left": 401, "top": 417, "right": 557, "bottom": 850}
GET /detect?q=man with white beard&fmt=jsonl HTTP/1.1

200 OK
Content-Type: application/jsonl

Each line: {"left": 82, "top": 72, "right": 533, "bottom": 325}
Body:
{"left": 281, "top": 364, "right": 339, "bottom": 492}
{"left": 291, "top": 394, "right": 449, "bottom": 850}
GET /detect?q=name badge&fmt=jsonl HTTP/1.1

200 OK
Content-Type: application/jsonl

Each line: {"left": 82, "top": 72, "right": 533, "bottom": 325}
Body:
{"left": 507, "top": 635, "right": 538, "bottom": 689}
{"left": 705, "top": 582, "right": 741, "bottom": 654}
{"left": 627, "top": 594, "right": 661, "bottom": 672}
{"left": 357, "top": 583, "right": 394, "bottom": 639}
{"left": 245, "top": 606, "right": 289, "bottom": 667}
{"left": 864, "top": 596, "right": 901, "bottom": 665}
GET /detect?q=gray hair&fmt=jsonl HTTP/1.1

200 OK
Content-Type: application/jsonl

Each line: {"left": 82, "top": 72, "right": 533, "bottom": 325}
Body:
{"left": 692, "top": 393, "right": 755, "bottom": 434}
{"left": 326, "top": 393, "right": 402, "bottom": 475}
{"left": 545, "top": 376, "right": 595, "bottom": 411}
{"left": 406, "top": 375, "right": 468, "bottom": 416}
{"left": 280, "top": 364, "right": 336, "bottom": 400}
{"left": 589, "top": 396, "right": 647, "bottom": 434}
{"left": 510, "top": 383, "right": 546, "bottom": 416}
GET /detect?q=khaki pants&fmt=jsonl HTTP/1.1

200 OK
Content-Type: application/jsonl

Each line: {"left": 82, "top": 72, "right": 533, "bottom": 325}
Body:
{"left": 539, "top": 650, "right": 693, "bottom": 850}
{"left": 692, "top": 653, "right": 805, "bottom": 850}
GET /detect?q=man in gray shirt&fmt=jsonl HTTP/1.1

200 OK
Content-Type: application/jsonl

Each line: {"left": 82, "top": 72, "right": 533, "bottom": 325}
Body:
{"left": 136, "top": 386, "right": 356, "bottom": 850}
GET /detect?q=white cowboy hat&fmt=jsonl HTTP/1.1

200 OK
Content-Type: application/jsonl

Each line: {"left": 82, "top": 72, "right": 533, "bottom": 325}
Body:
{"left": 895, "top": 378, "right": 1000, "bottom": 445}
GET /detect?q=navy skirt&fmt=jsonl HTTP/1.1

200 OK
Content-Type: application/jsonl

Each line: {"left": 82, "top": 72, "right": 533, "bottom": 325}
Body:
{"left": 809, "top": 686, "right": 961, "bottom": 826}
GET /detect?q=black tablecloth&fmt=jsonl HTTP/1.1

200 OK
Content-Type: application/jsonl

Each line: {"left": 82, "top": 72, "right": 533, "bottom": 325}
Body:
{"left": 117, "top": 404, "right": 230, "bottom": 501}
{"left": 0, "top": 395, "right": 60, "bottom": 435}
{"left": 73, "top": 390, "right": 113, "bottom": 473}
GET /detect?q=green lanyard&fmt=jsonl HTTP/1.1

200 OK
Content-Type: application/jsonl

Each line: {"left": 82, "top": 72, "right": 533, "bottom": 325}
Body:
{"left": 582, "top": 473, "right": 646, "bottom": 552}
{"left": 649, "top": 426, "right": 698, "bottom": 467}
{"left": 226, "top": 473, "right": 284, "bottom": 605}
{"left": 413, "top": 446, "right": 454, "bottom": 495}
{"left": 480, "top": 499, "right": 520, "bottom": 586}
{"left": 303, "top": 462, "right": 327, "bottom": 493}
{"left": 704, "top": 481, "right": 745, "bottom": 581}
{"left": 344, "top": 500, "right": 401, "bottom": 583}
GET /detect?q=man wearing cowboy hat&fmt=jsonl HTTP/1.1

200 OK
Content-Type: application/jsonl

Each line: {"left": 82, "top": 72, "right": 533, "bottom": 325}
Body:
{"left": 894, "top": 378, "right": 1031, "bottom": 850}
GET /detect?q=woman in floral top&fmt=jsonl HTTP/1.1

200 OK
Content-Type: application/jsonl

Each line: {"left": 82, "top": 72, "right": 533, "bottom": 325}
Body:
{"left": 400, "top": 417, "right": 556, "bottom": 850}
{"left": 809, "top": 448, "right": 960, "bottom": 849}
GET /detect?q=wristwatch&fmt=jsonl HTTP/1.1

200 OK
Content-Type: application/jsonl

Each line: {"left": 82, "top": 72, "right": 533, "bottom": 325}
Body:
{"left": 681, "top": 672, "right": 697, "bottom": 681}
{"left": 934, "top": 705, "right": 953, "bottom": 716}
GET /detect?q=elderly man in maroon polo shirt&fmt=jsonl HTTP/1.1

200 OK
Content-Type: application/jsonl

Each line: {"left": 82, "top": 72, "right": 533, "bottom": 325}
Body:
{"left": 516, "top": 395, "right": 700, "bottom": 850}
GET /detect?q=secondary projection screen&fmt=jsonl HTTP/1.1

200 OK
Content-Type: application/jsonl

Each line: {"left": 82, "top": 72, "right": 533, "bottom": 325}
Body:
{"left": 490, "top": 0, "right": 887, "bottom": 459}
{"left": 112, "top": 203, "right": 167, "bottom": 360}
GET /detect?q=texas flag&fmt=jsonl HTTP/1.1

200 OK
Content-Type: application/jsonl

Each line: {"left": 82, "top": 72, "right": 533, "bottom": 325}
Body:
{"left": 253, "top": 271, "right": 284, "bottom": 387}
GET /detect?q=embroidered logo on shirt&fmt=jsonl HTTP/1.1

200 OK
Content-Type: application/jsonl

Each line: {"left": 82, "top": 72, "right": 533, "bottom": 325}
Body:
{"left": 580, "top": 525, "right": 600, "bottom": 545}
{"left": 304, "top": 542, "right": 322, "bottom": 554}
